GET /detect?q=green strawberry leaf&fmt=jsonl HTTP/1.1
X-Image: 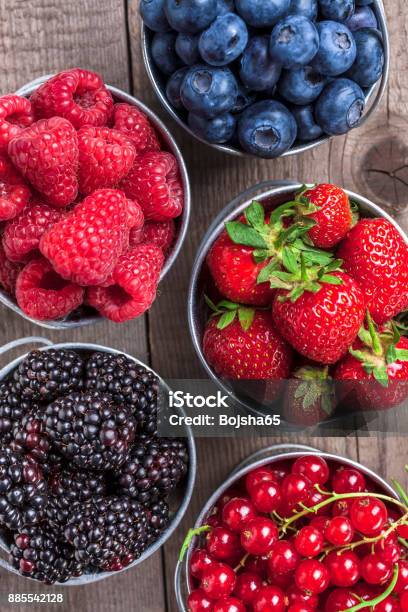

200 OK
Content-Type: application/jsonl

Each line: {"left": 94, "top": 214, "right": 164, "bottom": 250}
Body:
{"left": 238, "top": 307, "right": 255, "bottom": 332}
{"left": 205, "top": 295, "right": 221, "bottom": 313}
{"left": 319, "top": 274, "right": 343, "bottom": 285}
{"left": 245, "top": 201, "right": 265, "bottom": 230}
{"left": 282, "top": 247, "right": 299, "bottom": 274}
{"left": 269, "top": 201, "right": 298, "bottom": 225}
{"left": 218, "top": 300, "right": 240, "bottom": 311}
{"left": 373, "top": 366, "right": 389, "bottom": 388}
{"left": 226, "top": 221, "right": 268, "bottom": 249}
{"left": 257, "top": 259, "right": 280, "bottom": 285}
{"left": 386, "top": 344, "right": 398, "bottom": 365}
{"left": 395, "top": 349, "right": 408, "bottom": 361}
{"left": 323, "top": 259, "right": 343, "bottom": 273}
{"left": 252, "top": 249, "right": 271, "bottom": 263}
{"left": 217, "top": 310, "right": 237, "bottom": 330}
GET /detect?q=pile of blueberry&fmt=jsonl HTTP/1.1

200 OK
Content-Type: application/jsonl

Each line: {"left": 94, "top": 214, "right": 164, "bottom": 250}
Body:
{"left": 140, "top": 0, "right": 385, "bottom": 158}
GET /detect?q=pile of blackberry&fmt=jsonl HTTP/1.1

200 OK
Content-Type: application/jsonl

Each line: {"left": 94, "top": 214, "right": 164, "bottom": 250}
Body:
{"left": 0, "top": 348, "right": 189, "bottom": 584}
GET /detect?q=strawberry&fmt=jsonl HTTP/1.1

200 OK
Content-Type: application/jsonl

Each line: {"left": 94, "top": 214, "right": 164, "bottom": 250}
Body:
{"left": 272, "top": 270, "right": 366, "bottom": 364}
{"left": 334, "top": 313, "right": 408, "bottom": 410}
{"left": 8, "top": 117, "right": 79, "bottom": 207}
{"left": 203, "top": 299, "right": 293, "bottom": 400}
{"left": 337, "top": 218, "right": 408, "bottom": 324}
{"left": 283, "top": 366, "right": 336, "bottom": 426}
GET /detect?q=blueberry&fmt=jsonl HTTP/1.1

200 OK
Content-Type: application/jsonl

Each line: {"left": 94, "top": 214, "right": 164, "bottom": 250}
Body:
{"left": 180, "top": 65, "right": 238, "bottom": 117}
{"left": 345, "top": 28, "right": 384, "bottom": 87}
{"left": 287, "top": 0, "right": 318, "bottom": 20}
{"left": 151, "top": 32, "right": 183, "bottom": 75}
{"left": 270, "top": 15, "right": 319, "bottom": 69}
{"left": 199, "top": 13, "right": 248, "bottom": 66}
{"left": 166, "top": 67, "right": 190, "bottom": 108}
{"left": 315, "top": 78, "right": 365, "bottom": 134}
{"left": 164, "top": 0, "right": 218, "bottom": 33}
{"left": 290, "top": 104, "right": 323, "bottom": 141}
{"left": 215, "top": 0, "right": 235, "bottom": 15}
{"left": 231, "top": 84, "right": 257, "bottom": 113}
{"left": 188, "top": 111, "right": 236, "bottom": 142}
{"left": 235, "top": 0, "right": 290, "bottom": 28}
{"left": 311, "top": 21, "right": 356, "bottom": 76}
{"left": 238, "top": 100, "right": 297, "bottom": 157}
{"left": 176, "top": 33, "right": 200, "bottom": 65}
{"left": 240, "top": 36, "right": 282, "bottom": 91}
{"left": 356, "top": 0, "right": 373, "bottom": 5}
{"left": 345, "top": 5, "right": 377, "bottom": 31}
{"left": 140, "top": 0, "right": 171, "bottom": 32}
{"left": 318, "top": 0, "right": 355, "bottom": 21}
{"left": 278, "top": 66, "right": 327, "bottom": 104}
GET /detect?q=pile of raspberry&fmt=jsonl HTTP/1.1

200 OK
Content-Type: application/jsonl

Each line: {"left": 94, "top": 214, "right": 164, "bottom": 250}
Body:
{"left": 0, "top": 68, "right": 184, "bottom": 323}
{"left": 186, "top": 455, "right": 408, "bottom": 612}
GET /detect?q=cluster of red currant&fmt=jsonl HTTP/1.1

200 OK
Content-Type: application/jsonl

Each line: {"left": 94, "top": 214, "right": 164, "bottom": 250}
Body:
{"left": 181, "top": 456, "right": 408, "bottom": 612}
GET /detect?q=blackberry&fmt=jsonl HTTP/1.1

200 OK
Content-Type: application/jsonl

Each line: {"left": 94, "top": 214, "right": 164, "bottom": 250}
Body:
{"left": 147, "top": 499, "right": 170, "bottom": 543}
{"left": 10, "top": 524, "right": 83, "bottom": 584}
{"left": 84, "top": 352, "right": 159, "bottom": 435}
{"left": 116, "top": 437, "right": 188, "bottom": 505}
{"left": 0, "top": 381, "right": 31, "bottom": 444}
{"left": 44, "top": 391, "right": 136, "bottom": 471}
{"left": 0, "top": 447, "right": 48, "bottom": 530}
{"left": 13, "top": 349, "right": 84, "bottom": 402}
{"left": 64, "top": 496, "right": 149, "bottom": 571}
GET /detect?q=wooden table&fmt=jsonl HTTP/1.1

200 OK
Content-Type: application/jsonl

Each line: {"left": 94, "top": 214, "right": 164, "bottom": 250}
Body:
{"left": 0, "top": 1, "right": 407, "bottom": 610}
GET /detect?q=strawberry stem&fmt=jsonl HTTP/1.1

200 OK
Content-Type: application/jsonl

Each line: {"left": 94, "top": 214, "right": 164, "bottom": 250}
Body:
{"left": 346, "top": 564, "right": 399, "bottom": 611}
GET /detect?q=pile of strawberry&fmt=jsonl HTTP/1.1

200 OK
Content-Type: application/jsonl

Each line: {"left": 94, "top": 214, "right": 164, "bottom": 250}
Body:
{"left": 203, "top": 184, "right": 408, "bottom": 423}
{"left": 0, "top": 68, "right": 184, "bottom": 322}
{"left": 183, "top": 455, "right": 408, "bottom": 612}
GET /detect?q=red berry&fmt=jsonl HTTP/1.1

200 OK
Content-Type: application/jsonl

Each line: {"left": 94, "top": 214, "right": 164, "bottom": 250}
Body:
{"left": 222, "top": 497, "right": 257, "bottom": 533}
{"left": 0, "top": 95, "right": 34, "bottom": 151}
{"left": 324, "top": 551, "right": 360, "bottom": 587}
{"left": 395, "top": 560, "right": 408, "bottom": 593}
{"left": 350, "top": 497, "right": 388, "bottom": 537}
{"left": 374, "top": 532, "right": 401, "bottom": 564}
{"left": 219, "top": 487, "right": 244, "bottom": 512}
{"left": 309, "top": 516, "right": 330, "bottom": 533}
{"left": 270, "top": 462, "right": 291, "bottom": 483}
{"left": 31, "top": 68, "right": 113, "bottom": 129}
{"left": 295, "top": 559, "right": 330, "bottom": 595}
{"left": 374, "top": 596, "right": 402, "bottom": 612}
{"left": 288, "top": 605, "right": 315, "bottom": 612}
{"left": 332, "top": 467, "right": 366, "bottom": 494}
{"left": 361, "top": 553, "right": 393, "bottom": 585}
{"left": 206, "top": 527, "right": 242, "bottom": 561}
{"left": 244, "top": 555, "right": 268, "bottom": 578}
{"left": 120, "top": 151, "right": 183, "bottom": 221}
{"left": 0, "top": 153, "right": 31, "bottom": 222}
{"left": 130, "top": 219, "right": 176, "bottom": 254}
{"left": 324, "top": 517, "right": 354, "bottom": 546}
{"left": 187, "top": 588, "right": 214, "bottom": 612}
{"left": 191, "top": 549, "right": 215, "bottom": 580}
{"left": 332, "top": 498, "right": 354, "bottom": 517}
{"left": 234, "top": 571, "right": 262, "bottom": 604}
{"left": 15, "top": 257, "right": 84, "bottom": 321}
{"left": 201, "top": 563, "right": 236, "bottom": 600}
{"left": 294, "top": 526, "right": 324, "bottom": 558}
{"left": 113, "top": 103, "right": 160, "bottom": 154}
{"left": 286, "top": 584, "right": 319, "bottom": 608}
{"left": 250, "top": 481, "right": 282, "bottom": 513}
{"left": 292, "top": 456, "right": 330, "bottom": 485}
{"left": 213, "top": 596, "right": 245, "bottom": 612}
{"left": 301, "top": 183, "right": 352, "bottom": 249}
{"left": 240, "top": 517, "right": 278, "bottom": 556}
{"left": 268, "top": 540, "right": 300, "bottom": 576}
{"left": 0, "top": 243, "right": 22, "bottom": 294}
{"left": 252, "top": 585, "right": 286, "bottom": 612}
{"left": 281, "top": 474, "right": 312, "bottom": 506}
{"left": 324, "top": 588, "right": 360, "bottom": 611}
{"left": 400, "top": 590, "right": 408, "bottom": 612}
{"left": 303, "top": 487, "right": 331, "bottom": 516}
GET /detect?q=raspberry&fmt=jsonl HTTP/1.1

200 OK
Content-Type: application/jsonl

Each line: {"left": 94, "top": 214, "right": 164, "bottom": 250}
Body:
{"left": 8, "top": 117, "right": 79, "bottom": 207}
{"left": 3, "top": 199, "right": 65, "bottom": 262}
{"left": 87, "top": 243, "right": 164, "bottom": 322}
{"left": 31, "top": 68, "right": 113, "bottom": 129}
{"left": 0, "top": 243, "right": 22, "bottom": 294}
{"left": 77, "top": 126, "right": 136, "bottom": 195}
{"left": 0, "top": 95, "right": 34, "bottom": 151}
{"left": 141, "top": 220, "right": 176, "bottom": 253}
{"left": 40, "top": 189, "right": 135, "bottom": 286}
{"left": 113, "top": 103, "right": 160, "bottom": 154}
{"left": 120, "top": 152, "right": 183, "bottom": 221}
{"left": 16, "top": 257, "right": 84, "bottom": 321}
{"left": 0, "top": 154, "right": 31, "bottom": 221}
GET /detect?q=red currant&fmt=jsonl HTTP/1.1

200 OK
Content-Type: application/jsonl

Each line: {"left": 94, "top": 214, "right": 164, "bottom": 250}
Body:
{"left": 213, "top": 596, "right": 245, "bottom": 612}
{"left": 374, "top": 532, "right": 401, "bottom": 564}
{"left": 400, "top": 590, "right": 408, "bottom": 612}
{"left": 309, "top": 516, "right": 330, "bottom": 533}
{"left": 251, "top": 480, "right": 282, "bottom": 513}
{"left": 350, "top": 582, "right": 380, "bottom": 601}
{"left": 219, "top": 487, "right": 245, "bottom": 511}
{"left": 303, "top": 487, "right": 331, "bottom": 516}
{"left": 246, "top": 468, "right": 276, "bottom": 497}
{"left": 206, "top": 527, "right": 242, "bottom": 561}
{"left": 281, "top": 474, "right": 312, "bottom": 506}
{"left": 324, "top": 551, "right": 360, "bottom": 587}
{"left": 350, "top": 497, "right": 388, "bottom": 536}
{"left": 397, "top": 524, "right": 408, "bottom": 539}
{"left": 294, "top": 526, "right": 324, "bottom": 558}
{"left": 292, "top": 456, "right": 330, "bottom": 485}
{"left": 253, "top": 585, "right": 286, "bottom": 612}
{"left": 332, "top": 467, "right": 366, "bottom": 493}
{"left": 208, "top": 513, "right": 222, "bottom": 528}
{"left": 245, "top": 555, "right": 268, "bottom": 578}
{"left": 234, "top": 571, "right": 262, "bottom": 605}
{"left": 187, "top": 588, "right": 214, "bottom": 612}
{"left": 240, "top": 517, "right": 278, "bottom": 556}
{"left": 395, "top": 559, "right": 408, "bottom": 593}
{"left": 373, "top": 596, "right": 403, "bottom": 611}
{"left": 270, "top": 570, "right": 293, "bottom": 589}
{"left": 191, "top": 549, "right": 215, "bottom": 580}
{"left": 286, "top": 584, "right": 319, "bottom": 608}
{"left": 324, "top": 588, "right": 360, "bottom": 611}
{"left": 222, "top": 497, "right": 257, "bottom": 533}
{"left": 201, "top": 563, "right": 236, "bottom": 600}
{"left": 288, "top": 605, "right": 315, "bottom": 612}
{"left": 324, "top": 517, "right": 354, "bottom": 546}
{"left": 332, "top": 498, "right": 354, "bottom": 517}
{"left": 267, "top": 540, "right": 300, "bottom": 576}
{"left": 361, "top": 553, "right": 393, "bottom": 585}
{"left": 270, "top": 461, "right": 291, "bottom": 483}
{"left": 295, "top": 559, "right": 330, "bottom": 594}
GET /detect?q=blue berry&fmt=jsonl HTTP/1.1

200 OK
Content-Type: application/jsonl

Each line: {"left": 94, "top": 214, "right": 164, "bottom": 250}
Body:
{"left": 140, "top": 0, "right": 171, "bottom": 32}
{"left": 151, "top": 32, "right": 183, "bottom": 75}
{"left": 235, "top": 0, "right": 290, "bottom": 28}
{"left": 188, "top": 111, "right": 236, "bottom": 142}
{"left": 215, "top": 0, "right": 235, "bottom": 15}
{"left": 346, "top": 28, "right": 384, "bottom": 87}
{"left": 240, "top": 36, "right": 282, "bottom": 91}
{"left": 311, "top": 21, "right": 356, "bottom": 76}
{"left": 315, "top": 78, "right": 365, "bottom": 134}
{"left": 345, "top": 5, "right": 377, "bottom": 31}
{"left": 356, "top": 0, "right": 373, "bottom": 5}
{"left": 231, "top": 84, "right": 256, "bottom": 113}
{"left": 290, "top": 104, "right": 323, "bottom": 141}
{"left": 287, "top": 0, "right": 318, "bottom": 20}
{"left": 318, "top": 0, "right": 355, "bottom": 21}
{"left": 238, "top": 100, "right": 297, "bottom": 157}
{"left": 166, "top": 67, "right": 189, "bottom": 108}
{"left": 164, "top": 0, "right": 218, "bottom": 33}
{"left": 278, "top": 66, "right": 327, "bottom": 104}
{"left": 270, "top": 15, "right": 319, "bottom": 69}
{"left": 176, "top": 33, "right": 200, "bottom": 65}
{"left": 180, "top": 65, "right": 238, "bottom": 117}
{"left": 199, "top": 13, "right": 248, "bottom": 66}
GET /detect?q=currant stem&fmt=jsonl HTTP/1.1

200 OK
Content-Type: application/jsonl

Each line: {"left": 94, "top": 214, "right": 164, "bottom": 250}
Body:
{"left": 234, "top": 553, "right": 249, "bottom": 573}
{"left": 178, "top": 525, "right": 211, "bottom": 562}
{"left": 345, "top": 564, "right": 399, "bottom": 611}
